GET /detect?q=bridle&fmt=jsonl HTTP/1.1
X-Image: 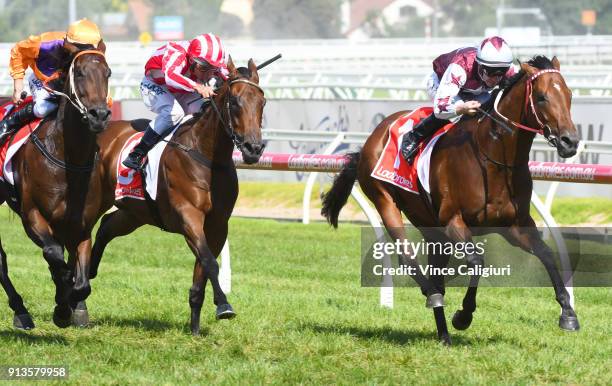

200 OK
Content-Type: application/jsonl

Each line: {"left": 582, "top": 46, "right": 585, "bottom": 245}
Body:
{"left": 32, "top": 49, "right": 108, "bottom": 173}
{"left": 208, "top": 78, "right": 266, "bottom": 152}
{"left": 43, "top": 49, "right": 109, "bottom": 118}
{"left": 475, "top": 68, "right": 565, "bottom": 169}
{"left": 491, "top": 68, "right": 562, "bottom": 148}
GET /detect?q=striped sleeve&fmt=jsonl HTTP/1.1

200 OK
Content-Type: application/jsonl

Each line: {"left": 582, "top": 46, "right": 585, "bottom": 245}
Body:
{"left": 161, "top": 43, "right": 198, "bottom": 92}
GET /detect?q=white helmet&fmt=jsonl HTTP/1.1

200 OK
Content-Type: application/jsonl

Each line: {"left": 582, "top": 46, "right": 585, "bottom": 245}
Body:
{"left": 476, "top": 36, "right": 513, "bottom": 67}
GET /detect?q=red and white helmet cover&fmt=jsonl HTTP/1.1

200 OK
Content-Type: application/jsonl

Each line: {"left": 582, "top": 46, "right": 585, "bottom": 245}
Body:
{"left": 187, "top": 33, "right": 227, "bottom": 69}
{"left": 476, "top": 36, "right": 513, "bottom": 67}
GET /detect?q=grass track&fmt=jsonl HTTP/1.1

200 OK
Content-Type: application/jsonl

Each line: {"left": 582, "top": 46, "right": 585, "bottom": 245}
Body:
{"left": 0, "top": 208, "right": 609, "bottom": 384}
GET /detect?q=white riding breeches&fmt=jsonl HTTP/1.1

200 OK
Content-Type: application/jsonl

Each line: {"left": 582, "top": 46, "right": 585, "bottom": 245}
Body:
{"left": 26, "top": 72, "right": 58, "bottom": 118}
{"left": 140, "top": 76, "right": 204, "bottom": 136}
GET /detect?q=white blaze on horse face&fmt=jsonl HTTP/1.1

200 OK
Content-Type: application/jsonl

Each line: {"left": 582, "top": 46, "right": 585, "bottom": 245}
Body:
{"left": 553, "top": 83, "right": 562, "bottom": 92}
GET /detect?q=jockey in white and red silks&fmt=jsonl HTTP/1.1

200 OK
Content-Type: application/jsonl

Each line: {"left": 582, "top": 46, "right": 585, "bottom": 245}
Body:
{"left": 401, "top": 36, "right": 516, "bottom": 163}
{"left": 123, "top": 33, "right": 230, "bottom": 170}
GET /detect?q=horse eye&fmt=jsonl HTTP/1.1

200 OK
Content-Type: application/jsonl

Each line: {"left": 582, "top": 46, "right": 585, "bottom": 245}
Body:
{"left": 536, "top": 94, "right": 547, "bottom": 103}
{"left": 106, "top": 68, "right": 112, "bottom": 78}
{"left": 75, "top": 69, "right": 84, "bottom": 78}
{"left": 262, "top": 98, "right": 267, "bottom": 107}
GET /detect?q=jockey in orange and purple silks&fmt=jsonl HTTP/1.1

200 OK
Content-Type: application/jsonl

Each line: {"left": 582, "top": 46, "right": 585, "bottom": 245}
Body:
{"left": 0, "top": 19, "right": 103, "bottom": 141}
{"left": 401, "top": 36, "right": 516, "bottom": 164}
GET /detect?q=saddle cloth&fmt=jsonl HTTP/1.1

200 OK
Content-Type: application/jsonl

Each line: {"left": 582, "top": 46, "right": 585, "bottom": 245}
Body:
{"left": 370, "top": 107, "right": 453, "bottom": 194}
{"left": 115, "top": 116, "right": 192, "bottom": 201}
{"left": 0, "top": 99, "right": 43, "bottom": 185}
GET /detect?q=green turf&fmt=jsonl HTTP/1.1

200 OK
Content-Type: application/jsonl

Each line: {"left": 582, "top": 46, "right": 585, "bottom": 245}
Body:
{"left": 0, "top": 207, "right": 609, "bottom": 385}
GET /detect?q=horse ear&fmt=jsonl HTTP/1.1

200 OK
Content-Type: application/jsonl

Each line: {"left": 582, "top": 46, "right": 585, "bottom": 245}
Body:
{"left": 97, "top": 39, "right": 106, "bottom": 54}
{"left": 227, "top": 55, "right": 237, "bottom": 76}
{"left": 551, "top": 56, "right": 560, "bottom": 70}
{"left": 63, "top": 40, "right": 80, "bottom": 57}
{"left": 248, "top": 58, "right": 259, "bottom": 83}
{"left": 520, "top": 62, "right": 536, "bottom": 74}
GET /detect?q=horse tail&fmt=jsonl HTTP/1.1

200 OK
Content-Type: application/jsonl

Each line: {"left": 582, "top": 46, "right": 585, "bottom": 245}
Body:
{"left": 321, "top": 152, "right": 360, "bottom": 228}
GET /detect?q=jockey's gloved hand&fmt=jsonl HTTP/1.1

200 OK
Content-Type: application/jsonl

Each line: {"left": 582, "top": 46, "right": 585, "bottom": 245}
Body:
{"left": 456, "top": 100, "right": 481, "bottom": 116}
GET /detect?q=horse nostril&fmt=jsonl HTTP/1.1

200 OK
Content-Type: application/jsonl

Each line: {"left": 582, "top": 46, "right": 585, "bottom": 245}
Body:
{"left": 88, "top": 108, "right": 111, "bottom": 122}
{"left": 560, "top": 135, "right": 576, "bottom": 149}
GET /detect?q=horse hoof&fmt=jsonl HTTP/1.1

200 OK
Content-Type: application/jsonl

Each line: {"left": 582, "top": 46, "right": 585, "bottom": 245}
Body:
{"left": 52, "top": 306, "right": 72, "bottom": 328}
{"left": 452, "top": 310, "right": 473, "bottom": 331}
{"left": 13, "top": 313, "right": 35, "bottom": 330}
{"left": 439, "top": 334, "right": 452, "bottom": 346}
{"left": 559, "top": 315, "right": 580, "bottom": 331}
{"left": 72, "top": 309, "right": 89, "bottom": 328}
{"left": 216, "top": 304, "right": 236, "bottom": 320}
{"left": 426, "top": 293, "right": 445, "bottom": 308}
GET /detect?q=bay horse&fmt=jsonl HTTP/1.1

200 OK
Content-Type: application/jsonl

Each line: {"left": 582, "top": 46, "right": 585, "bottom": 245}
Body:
{"left": 83, "top": 58, "right": 265, "bottom": 335}
{"left": 322, "top": 56, "right": 580, "bottom": 345}
{"left": 0, "top": 44, "right": 111, "bottom": 329}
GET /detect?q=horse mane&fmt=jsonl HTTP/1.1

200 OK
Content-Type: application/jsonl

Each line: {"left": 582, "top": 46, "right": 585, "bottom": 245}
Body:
{"left": 481, "top": 55, "right": 555, "bottom": 112}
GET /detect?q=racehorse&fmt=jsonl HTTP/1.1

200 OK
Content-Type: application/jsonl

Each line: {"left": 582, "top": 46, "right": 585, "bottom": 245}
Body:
{"left": 322, "top": 56, "right": 580, "bottom": 345}
{"left": 84, "top": 58, "right": 265, "bottom": 335}
{"left": 0, "top": 44, "right": 111, "bottom": 329}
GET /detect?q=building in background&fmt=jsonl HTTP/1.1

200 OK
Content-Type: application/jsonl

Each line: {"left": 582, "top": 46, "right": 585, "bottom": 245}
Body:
{"left": 342, "top": 0, "right": 434, "bottom": 40}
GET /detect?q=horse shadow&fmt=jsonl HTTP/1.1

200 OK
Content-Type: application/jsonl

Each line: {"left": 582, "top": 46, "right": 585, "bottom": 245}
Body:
{"left": 91, "top": 316, "right": 209, "bottom": 336}
{"left": 300, "top": 322, "right": 506, "bottom": 347}
{"left": 0, "top": 330, "right": 69, "bottom": 345}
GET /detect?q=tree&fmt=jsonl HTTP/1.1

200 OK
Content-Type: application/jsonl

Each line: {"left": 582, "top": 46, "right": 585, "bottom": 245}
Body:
{"left": 252, "top": 0, "right": 342, "bottom": 39}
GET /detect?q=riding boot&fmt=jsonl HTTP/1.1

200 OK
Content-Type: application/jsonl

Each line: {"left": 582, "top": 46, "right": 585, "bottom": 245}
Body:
{"left": 122, "top": 128, "right": 163, "bottom": 170}
{"left": 0, "top": 104, "right": 36, "bottom": 143}
{"left": 400, "top": 113, "right": 448, "bottom": 164}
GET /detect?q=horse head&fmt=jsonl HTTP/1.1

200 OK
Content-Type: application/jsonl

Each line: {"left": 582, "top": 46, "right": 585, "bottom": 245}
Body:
{"left": 519, "top": 56, "right": 579, "bottom": 158}
{"left": 61, "top": 41, "right": 112, "bottom": 133}
{"left": 221, "top": 56, "right": 266, "bottom": 164}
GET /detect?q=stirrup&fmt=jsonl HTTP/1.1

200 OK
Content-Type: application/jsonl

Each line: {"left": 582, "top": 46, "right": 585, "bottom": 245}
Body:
{"left": 401, "top": 138, "right": 421, "bottom": 164}
{"left": 122, "top": 153, "right": 145, "bottom": 170}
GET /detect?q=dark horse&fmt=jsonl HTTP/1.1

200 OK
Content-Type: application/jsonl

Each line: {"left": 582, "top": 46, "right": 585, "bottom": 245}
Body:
{"left": 81, "top": 58, "right": 265, "bottom": 335}
{"left": 322, "top": 56, "right": 580, "bottom": 345}
{"left": 0, "top": 45, "right": 111, "bottom": 329}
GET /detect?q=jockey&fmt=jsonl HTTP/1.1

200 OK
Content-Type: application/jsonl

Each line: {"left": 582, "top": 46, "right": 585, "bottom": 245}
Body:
{"left": 0, "top": 19, "right": 102, "bottom": 141}
{"left": 122, "top": 33, "right": 230, "bottom": 170}
{"left": 401, "top": 36, "right": 515, "bottom": 163}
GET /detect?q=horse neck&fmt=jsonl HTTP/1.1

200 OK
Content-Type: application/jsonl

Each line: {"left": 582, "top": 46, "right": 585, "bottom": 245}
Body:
{"left": 46, "top": 96, "right": 98, "bottom": 166}
{"left": 477, "top": 78, "right": 535, "bottom": 167}
{"left": 186, "top": 100, "right": 234, "bottom": 164}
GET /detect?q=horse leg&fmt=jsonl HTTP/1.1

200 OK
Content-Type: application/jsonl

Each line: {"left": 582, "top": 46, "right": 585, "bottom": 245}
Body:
{"left": 180, "top": 206, "right": 233, "bottom": 329}
{"left": 0, "top": 236, "right": 34, "bottom": 329}
{"left": 440, "top": 215, "right": 483, "bottom": 331}
{"left": 66, "top": 239, "right": 93, "bottom": 328}
{"left": 188, "top": 260, "right": 208, "bottom": 335}
{"left": 506, "top": 224, "right": 579, "bottom": 331}
{"left": 23, "top": 213, "right": 72, "bottom": 328}
{"left": 90, "top": 210, "right": 144, "bottom": 280}
{"left": 367, "top": 189, "right": 450, "bottom": 345}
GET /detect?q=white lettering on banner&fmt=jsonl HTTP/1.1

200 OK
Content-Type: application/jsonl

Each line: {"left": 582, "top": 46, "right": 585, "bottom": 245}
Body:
{"left": 374, "top": 165, "right": 413, "bottom": 189}
{"left": 287, "top": 155, "right": 346, "bottom": 171}
{"left": 530, "top": 164, "right": 596, "bottom": 181}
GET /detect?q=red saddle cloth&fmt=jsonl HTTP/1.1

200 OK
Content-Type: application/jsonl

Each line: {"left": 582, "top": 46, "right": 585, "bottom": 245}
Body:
{"left": 0, "top": 98, "right": 42, "bottom": 183}
{"left": 371, "top": 107, "right": 452, "bottom": 194}
{"left": 115, "top": 132, "right": 146, "bottom": 200}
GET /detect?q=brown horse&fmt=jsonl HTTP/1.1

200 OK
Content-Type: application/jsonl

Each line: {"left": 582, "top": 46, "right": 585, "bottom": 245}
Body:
{"left": 322, "top": 56, "right": 580, "bottom": 345}
{"left": 81, "top": 58, "right": 265, "bottom": 335}
{"left": 0, "top": 45, "right": 111, "bottom": 329}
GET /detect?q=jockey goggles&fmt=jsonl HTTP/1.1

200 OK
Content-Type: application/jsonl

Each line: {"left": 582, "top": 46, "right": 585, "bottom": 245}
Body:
{"left": 480, "top": 65, "right": 509, "bottom": 78}
{"left": 192, "top": 57, "right": 217, "bottom": 72}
